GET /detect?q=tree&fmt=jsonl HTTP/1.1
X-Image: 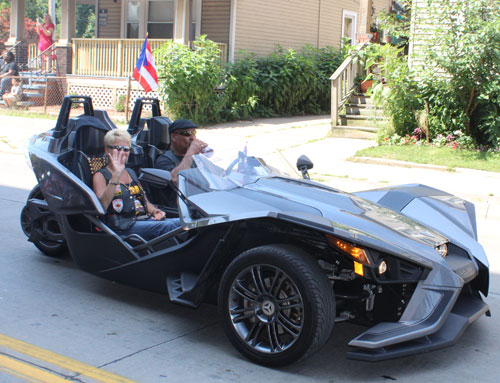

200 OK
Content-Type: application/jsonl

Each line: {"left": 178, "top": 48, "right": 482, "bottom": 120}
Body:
{"left": 76, "top": 3, "right": 95, "bottom": 38}
{"left": 422, "top": 0, "right": 500, "bottom": 144}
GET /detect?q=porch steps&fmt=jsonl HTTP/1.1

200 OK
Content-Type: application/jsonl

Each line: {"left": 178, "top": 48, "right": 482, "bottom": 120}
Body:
{"left": 332, "top": 94, "right": 387, "bottom": 139}
{"left": 19, "top": 72, "right": 56, "bottom": 107}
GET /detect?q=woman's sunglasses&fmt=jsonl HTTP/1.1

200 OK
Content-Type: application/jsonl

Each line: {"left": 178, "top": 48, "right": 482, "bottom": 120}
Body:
{"left": 107, "top": 145, "right": 130, "bottom": 152}
{"left": 176, "top": 130, "right": 197, "bottom": 137}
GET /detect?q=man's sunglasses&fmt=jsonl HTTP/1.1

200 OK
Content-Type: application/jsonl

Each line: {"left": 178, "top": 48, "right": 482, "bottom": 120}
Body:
{"left": 107, "top": 145, "right": 130, "bottom": 152}
{"left": 176, "top": 130, "right": 197, "bottom": 137}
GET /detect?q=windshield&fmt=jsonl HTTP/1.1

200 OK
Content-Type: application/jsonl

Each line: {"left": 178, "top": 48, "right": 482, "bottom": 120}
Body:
{"left": 179, "top": 145, "right": 300, "bottom": 197}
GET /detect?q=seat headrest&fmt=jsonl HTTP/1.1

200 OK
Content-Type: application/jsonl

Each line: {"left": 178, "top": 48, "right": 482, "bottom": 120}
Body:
{"left": 148, "top": 116, "right": 172, "bottom": 151}
{"left": 73, "top": 116, "right": 111, "bottom": 156}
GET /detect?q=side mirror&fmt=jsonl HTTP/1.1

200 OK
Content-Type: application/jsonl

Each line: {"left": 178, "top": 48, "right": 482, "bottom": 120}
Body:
{"left": 296, "top": 155, "right": 313, "bottom": 180}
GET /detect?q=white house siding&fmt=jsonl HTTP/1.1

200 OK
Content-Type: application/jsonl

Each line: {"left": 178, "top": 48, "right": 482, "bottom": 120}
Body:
{"left": 201, "top": 0, "right": 231, "bottom": 45}
{"left": 408, "top": 0, "right": 452, "bottom": 70}
{"left": 97, "top": 0, "right": 122, "bottom": 38}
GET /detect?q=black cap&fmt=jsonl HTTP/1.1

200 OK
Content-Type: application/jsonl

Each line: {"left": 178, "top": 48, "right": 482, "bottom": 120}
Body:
{"left": 169, "top": 118, "right": 198, "bottom": 134}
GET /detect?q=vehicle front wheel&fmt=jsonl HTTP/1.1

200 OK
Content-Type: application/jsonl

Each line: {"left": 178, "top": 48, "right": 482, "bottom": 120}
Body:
{"left": 218, "top": 244, "right": 335, "bottom": 366}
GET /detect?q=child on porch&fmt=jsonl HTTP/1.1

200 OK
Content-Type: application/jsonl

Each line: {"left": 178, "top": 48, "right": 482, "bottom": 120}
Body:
{"left": 2, "top": 77, "right": 23, "bottom": 108}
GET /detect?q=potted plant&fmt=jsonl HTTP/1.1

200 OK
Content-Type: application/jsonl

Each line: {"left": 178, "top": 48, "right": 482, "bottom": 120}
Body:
{"left": 355, "top": 44, "right": 382, "bottom": 93}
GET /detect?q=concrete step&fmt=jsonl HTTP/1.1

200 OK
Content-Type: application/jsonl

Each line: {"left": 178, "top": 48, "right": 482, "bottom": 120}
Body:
{"left": 350, "top": 95, "right": 374, "bottom": 106}
{"left": 331, "top": 126, "right": 377, "bottom": 139}
{"left": 23, "top": 84, "right": 46, "bottom": 90}
{"left": 345, "top": 106, "right": 384, "bottom": 116}
{"left": 23, "top": 92, "right": 44, "bottom": 98}
{"left": 339, "top": 114, "right": 387, "bottom": 127}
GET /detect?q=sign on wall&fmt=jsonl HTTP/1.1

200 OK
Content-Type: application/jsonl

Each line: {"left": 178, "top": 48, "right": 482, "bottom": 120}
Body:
{"left": 98, "top": 9, "right": 108, "bottom": 27}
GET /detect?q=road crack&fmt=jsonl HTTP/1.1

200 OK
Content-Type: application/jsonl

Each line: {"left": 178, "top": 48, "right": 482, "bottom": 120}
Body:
{"left": 97, "top": 321, "right": 220, "bottom": 369}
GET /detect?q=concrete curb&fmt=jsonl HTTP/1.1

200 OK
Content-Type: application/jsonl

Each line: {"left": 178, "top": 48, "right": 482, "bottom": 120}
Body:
{"left": 350, "top": 156, "right": 500, "bottom": 178}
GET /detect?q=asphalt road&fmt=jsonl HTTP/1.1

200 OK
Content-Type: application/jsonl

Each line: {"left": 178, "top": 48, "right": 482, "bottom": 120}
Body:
{"left": 0, "top": 116, "right": 499, "bottom": 383}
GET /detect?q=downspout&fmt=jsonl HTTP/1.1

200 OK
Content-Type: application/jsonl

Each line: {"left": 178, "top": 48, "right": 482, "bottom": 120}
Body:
{"left": 95, "top": 0, "right": 99, "bottom": 38}
{"left": 229, "top": 0, "right": 237, "bottom": 63}
{"left": 49, "top": 0, "right": 57, "bottom": 39}
{"left": 317, "top": 0, "right": 322, "bottom": 48}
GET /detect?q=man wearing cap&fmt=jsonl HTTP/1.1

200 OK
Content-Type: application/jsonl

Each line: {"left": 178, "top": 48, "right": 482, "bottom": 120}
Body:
{"left": 154, "top": 118, "right": 208, "bottom": 207}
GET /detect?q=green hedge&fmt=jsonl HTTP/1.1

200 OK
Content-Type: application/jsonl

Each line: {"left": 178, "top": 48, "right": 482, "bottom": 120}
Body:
{"left": 156, "top": 37, "right": 343, "bottom": 123}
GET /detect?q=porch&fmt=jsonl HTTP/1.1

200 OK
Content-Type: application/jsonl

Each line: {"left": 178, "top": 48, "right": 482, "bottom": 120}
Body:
{"left": 22, "top": 38, "right": 227, "bottom": 77}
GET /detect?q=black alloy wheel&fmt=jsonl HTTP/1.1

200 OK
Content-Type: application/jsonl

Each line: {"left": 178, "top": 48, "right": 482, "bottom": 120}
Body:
{"left": 20, "top": 186, "right": 67, "bottom": 257}
{"left": 218, "top": 244, "right": 335, "bottom": 366}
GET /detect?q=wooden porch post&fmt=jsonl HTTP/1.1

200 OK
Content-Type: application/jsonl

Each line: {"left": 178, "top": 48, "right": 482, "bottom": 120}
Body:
{"left": 359, "top": 0, "right": 373, "bottom": 34}
{"left": 57, "top": 0, "right": 76, "bottom": 75}
{"left": 173, "top": 0, "right": 191, "bottom": 45}
{"left": 59, "top": 0, "right": 76, "bottom": 45}
{"left": 7, "top": 0, "right": 25, "bottom": 45}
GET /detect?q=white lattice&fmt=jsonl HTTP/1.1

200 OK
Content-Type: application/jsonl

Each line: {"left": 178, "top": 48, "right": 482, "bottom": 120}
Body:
{"left": 68, "top": 84, "right": 161, "bottom": 111}
{"left": 67, "top": 85, "right": 114, "bottom": 108}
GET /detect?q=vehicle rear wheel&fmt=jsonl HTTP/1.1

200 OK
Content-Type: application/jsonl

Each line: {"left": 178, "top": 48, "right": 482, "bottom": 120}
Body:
{"left": 218, "top": 244, "right": 335, "bottom": 366}
{"left": 20, "top": 186, "right": 67, "bottom": 257}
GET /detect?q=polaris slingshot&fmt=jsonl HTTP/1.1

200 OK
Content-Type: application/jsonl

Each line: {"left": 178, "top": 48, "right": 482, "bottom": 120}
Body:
{"left": 20, "top": 96, "right": 490, "bottom": 366}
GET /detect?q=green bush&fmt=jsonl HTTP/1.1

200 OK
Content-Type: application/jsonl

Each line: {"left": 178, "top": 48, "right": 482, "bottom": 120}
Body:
{"left": 156, "top": 35, "right": 225, "bottom": 123}
{"left": 115, "top": 94, "right": 126, "bottom": 112}
{"left": 224, "top": 45, "right": 343, "bottom": 120}
{"left": 369, "top": 44, "right": 422, "bottom": 137}
{"left": 155, "top": 38, "right": 343, "bottom": 123}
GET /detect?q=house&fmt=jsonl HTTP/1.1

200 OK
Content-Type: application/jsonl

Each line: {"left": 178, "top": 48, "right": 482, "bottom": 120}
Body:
{"left": 5, "top": 0, "right": 391, "bottom": 109}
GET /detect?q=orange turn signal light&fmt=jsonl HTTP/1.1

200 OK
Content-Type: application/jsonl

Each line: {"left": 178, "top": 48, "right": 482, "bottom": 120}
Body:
{"left": 327, "top": 235, "right": 371, "bottom": 265}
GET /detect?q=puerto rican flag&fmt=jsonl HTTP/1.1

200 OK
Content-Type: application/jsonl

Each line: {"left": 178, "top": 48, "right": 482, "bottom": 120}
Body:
{"left": 133, "top": 36, "right": 159, "bottom": 92}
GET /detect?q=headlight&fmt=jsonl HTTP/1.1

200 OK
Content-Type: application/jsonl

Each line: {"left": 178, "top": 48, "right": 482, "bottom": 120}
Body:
{"left": 326, "top": 235, "right": 371, "bottom": 277}
{"left": 326, "top": 235, "right": 370, "bottom": 264}
{"left": 436, "top": 243, "right": 448, "bottom": 258}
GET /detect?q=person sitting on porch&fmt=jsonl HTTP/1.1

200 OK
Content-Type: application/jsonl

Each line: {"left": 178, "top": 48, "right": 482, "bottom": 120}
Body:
{"left": 36, "top": 14, "right": 55, "bottom": 71}
{"left": 0, "top": 51, "right": 19, "bottom": 97}
{"left": 93, "top": 129, "right": 181, "bottom": 241}
{"left": 2, "top": 77, "right": 23, "bottom": 108}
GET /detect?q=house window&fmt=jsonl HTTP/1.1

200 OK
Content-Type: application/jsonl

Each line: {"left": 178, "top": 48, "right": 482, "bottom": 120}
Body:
{"left": 127, "top": 0, "right": 141, "bottom": 38}
{"left": 342, "top": 10, "right": 358, "bottom": 45}
{"left": 123, "top": 0, "right": 200, "bottom": 40}
{"left": 147, "top": 0, "right": 175, "bottom": 38}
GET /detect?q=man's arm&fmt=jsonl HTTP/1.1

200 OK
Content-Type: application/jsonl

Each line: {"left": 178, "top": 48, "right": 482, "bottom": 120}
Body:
{"left": 169, "top": 139, "right": 207, "bottom": 184}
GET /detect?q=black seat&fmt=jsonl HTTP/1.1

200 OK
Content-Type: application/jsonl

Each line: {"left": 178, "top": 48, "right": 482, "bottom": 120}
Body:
{"left": 142, "top": 116, "right": 171, "bottom": 168}
{"left": 69, "top": 116, "right": 112, "bottom": 186}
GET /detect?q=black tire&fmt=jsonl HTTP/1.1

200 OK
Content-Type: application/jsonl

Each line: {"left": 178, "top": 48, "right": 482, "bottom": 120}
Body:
{"left": 218, "top": 244, "right": 335, "bottom": 366}
{"left": 20, "top": 186, "right": 67, "bottom": 257}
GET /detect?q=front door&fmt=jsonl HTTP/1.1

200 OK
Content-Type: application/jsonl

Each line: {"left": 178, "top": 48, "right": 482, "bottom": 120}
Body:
{"left": 342, "top": 10, "right": 358, "bottom": 45}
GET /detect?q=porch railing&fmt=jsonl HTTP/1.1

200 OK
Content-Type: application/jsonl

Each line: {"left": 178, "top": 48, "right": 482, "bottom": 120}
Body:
{"left": 25, "top": 43, "right": 57, "bottom": 73}
{"left": 72, "top": 38, "right": 228, "bottom": 77}
{"left": 330, "top": 44, "right": 367, "bottom": 126}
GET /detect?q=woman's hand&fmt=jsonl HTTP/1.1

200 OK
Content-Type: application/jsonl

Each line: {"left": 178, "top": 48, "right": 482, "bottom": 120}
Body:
{"left": 107, "top": 148, "right": 127, "bottom": 178}
{"left": 151, "top": 209, "right": 166, "bottom": 221}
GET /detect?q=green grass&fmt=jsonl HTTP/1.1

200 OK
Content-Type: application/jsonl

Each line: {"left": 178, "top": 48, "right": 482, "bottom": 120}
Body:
{"left": 355, "top": 145, "right": 500, "bottom": 172}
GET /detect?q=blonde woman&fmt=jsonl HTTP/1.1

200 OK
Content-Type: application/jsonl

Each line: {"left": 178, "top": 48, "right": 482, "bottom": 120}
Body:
{"left": 93, "top": 129, "right": 181, "bottom": 240}
{"left": 36, "top": 14, "right": 55, "bottom": 71}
